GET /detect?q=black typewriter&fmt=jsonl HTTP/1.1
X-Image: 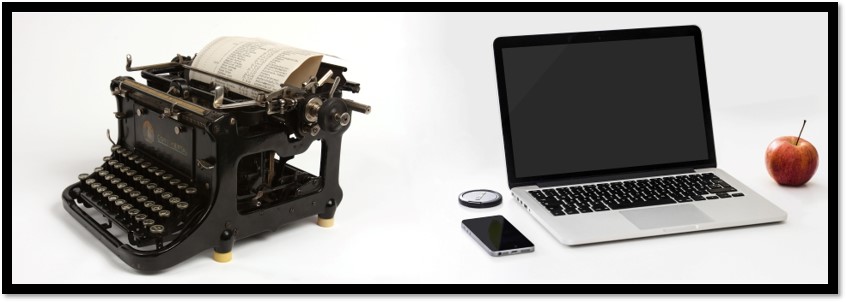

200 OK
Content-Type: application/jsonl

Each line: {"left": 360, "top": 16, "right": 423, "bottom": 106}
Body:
{"left": 62, "top": 49, "right": 370, "bottom": 271}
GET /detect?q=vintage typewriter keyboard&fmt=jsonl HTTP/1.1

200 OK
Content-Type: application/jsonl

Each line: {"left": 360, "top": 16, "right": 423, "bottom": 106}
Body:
{"left": 73, "top": 145, "right": 204, "bottom": 247}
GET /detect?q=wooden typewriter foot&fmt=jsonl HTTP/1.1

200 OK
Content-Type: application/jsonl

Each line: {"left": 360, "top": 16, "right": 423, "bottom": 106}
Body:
{"left": 317, "top": 217, "right": 335, "bottom": 228}
{"left": 213, "top": 229, "right": 234, "bottom": 263}
{"left": 213, "top": 250, "right": 232, "bottom": 263}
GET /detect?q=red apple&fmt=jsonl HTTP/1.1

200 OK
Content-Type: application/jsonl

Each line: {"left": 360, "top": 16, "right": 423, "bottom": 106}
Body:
{"left": 765, "top": 136, "right": 818, "bottom": 186}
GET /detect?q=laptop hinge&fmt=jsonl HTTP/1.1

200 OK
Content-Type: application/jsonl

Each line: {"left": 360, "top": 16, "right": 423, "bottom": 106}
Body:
{"left": 537, "top": 168, "right": 696, "bottom": 188}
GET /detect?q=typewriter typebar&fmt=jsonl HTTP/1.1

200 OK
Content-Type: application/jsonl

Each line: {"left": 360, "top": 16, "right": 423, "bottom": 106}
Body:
{"left": 62, "top": 49, "right": 370, "bottom": 271}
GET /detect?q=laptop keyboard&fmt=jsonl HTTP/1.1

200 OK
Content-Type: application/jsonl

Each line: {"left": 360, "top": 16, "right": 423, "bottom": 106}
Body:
{"left": 528, "top": 173, "right": 744, "bottom": 216}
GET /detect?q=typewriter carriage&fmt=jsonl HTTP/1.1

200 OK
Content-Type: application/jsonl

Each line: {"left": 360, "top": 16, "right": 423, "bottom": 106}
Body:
{"left": 62, "top": 54, "right": 367, "bottom": 271}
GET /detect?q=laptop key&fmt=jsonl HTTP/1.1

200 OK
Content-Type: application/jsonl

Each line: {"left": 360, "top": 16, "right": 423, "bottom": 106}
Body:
{"left": 708, "top": 187, "right": 737, "bottom": 193}
{"left": 731, "top": 193, "right": 745, "bottom": 197}
{"left": 607, "top": 198, "right": 675, "bottom": 210}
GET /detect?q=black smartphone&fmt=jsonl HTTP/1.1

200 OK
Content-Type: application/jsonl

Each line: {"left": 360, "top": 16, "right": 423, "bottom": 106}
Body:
{"left": 461, "top": 215, "right": 534, "bottom": 256}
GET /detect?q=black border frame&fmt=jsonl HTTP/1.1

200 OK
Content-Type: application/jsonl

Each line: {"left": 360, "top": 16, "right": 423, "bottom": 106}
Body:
{"left": 494, "top": 25, "right": 717, "bottom": 189}
{"left": 4, "top": 3, "right": 836, "bottom": 295}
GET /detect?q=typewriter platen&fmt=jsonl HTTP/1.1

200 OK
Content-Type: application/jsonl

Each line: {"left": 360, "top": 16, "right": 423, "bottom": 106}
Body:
{"left": 62, "top": 43, "right": 370, "bottom": 271}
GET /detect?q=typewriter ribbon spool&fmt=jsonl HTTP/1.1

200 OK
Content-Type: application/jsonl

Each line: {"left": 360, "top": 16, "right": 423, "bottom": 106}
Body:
{"left": 62, "top": 37, "right": 371, "bottom": 271}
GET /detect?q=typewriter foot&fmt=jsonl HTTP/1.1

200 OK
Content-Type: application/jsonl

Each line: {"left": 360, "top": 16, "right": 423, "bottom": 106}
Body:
{"left": 317, "top": 217, "right": 334, "bottom": 228}
{"left": 213, "top": 250, "right": 232, "bottom": 263}
{"left": 213, "top": 228, "right": 234, "bottom": 263}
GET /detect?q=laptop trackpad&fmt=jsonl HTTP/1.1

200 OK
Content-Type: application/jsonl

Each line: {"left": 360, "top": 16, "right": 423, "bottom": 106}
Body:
{"left": 620, "top": 204, "right": 713, "bottom": 230}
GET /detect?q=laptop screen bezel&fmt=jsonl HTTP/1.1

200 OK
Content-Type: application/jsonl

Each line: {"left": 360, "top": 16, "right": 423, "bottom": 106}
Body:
{"left": 493, "top": 25, "right": 717, "bottom": 189}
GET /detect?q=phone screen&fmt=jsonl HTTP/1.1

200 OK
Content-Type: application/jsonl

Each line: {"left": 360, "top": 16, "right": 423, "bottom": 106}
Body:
{"left": 462, "top": 215, "right": 534, "bottom": 254}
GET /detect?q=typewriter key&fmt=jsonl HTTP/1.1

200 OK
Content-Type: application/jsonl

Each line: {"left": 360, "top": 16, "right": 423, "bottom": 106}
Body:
{"left": 110, "top": 178, "right": 122, "bottom": 184}
{"left": 120, "top": 166, "right": 131, "bottom": 173}
{"left": 155, "top": 170, "right": 166, "bottom": 177}
{"left": 129, "top": 191, "right": 141, "bottom": 198}
{"left": 134, "top": 158, "right": 144, "bottom": 164}
{"left": 90, "top": 182, "right": 102, "bottom": 189}
{"left": 127, "top": 208, "right": 141, "bottom": 216}
{"left": 176, "top": 202, "right": 189, "bottom": 210}
{"left": 108, "top": 160, "right": 118, "bottom": 166}
{"left": 117, "top": 147, "right": 127, "bottom": 153}
{"left": 162, "top": 174, "right": 173, "bottom": 180}
{"left": 104, "top": 174, "right": 115, "bottom": 181}
{"left": 146, "top": 183, "right": 157, "bottom": 190}
{"left": 123, "top": 186, "right": 135, "bottom": 193}
{"left": 150, "top": 225, "right": 165, "bottom": 234}
{"left": 121, "top": 204, "right": 134, "bottom": 211}
{"left": 108, "top": 195, "right": 119, "bottom": 202}
{"left": 139, "top": 178, "right": 150, "bottom": 185}
{"left": 136, "top": 196, "right": 148, "bottom": 203}
{"left": 114, "top": 199, "right": 126, "bottom": 206}
{"left": 185, "top": 187, "right": 197, "bottom": 195}
{"left": 143, "top": 201, "right": 155, "bottom": 208}
{"left": 147, "top": 166, "right": 158, "bottom": 173}
{"left": 132, "top": 175, "right": 143, "bottom": 181}
{"left": 169, "top": 179, "right": 181, "bottom": 185}
{"left": 134, "top": 214, "right": 148, "bottom": 222}
{"left": 120, "top": 150, "right": 130, "bottom": 157}
{"left": 161, "top": 192, "right": 173, "bottom": 200}
{"left": 102, "top": 190, "right": 114, "bottom": 197}
{"left": 78, "top": 173, "right": 90, "bottom": 181}
{"left": 151, "top": 205, "right": 163, "bottom": 212}
{"left": 98, "top": 170, "right": 109, "bottom": 176}
{"left": 177, "top": 183, "right": 188, "bottom": 190}
{"left": 103, "top": 156, "right": 112, "bottom": 161}
{"left": 128, "top": 154, "right": 139, "bottom": 161}
{"left": 142, "top": 219, "right": 155, "bottom": 227}
{"left": 153, "top": 187, "right": 165, "bottom": 195}
{"left": 168, "top": 197, "right": 181, "bottom": 205}
{"left": 114, "top": 163, "right": 125, "bottom": 169}
{"left": 158, "top": 210, "right": 171, "bottom": 218}
{"left": 85, "top": 178, "right": 97, "bottom": 185}
{"left": 94, "top": 167, "right": 104, "bottom": 172}
{"left": 96, "top": 186, "right": 108, "bottom": 193}
{"left": 110, "top": 145, "right": 121, "bottom": 152}
{"left": 116, "top": 182, "right": 128, "bottom": 189}
{"left": 140, "top": 162, "right": 151, "bottom": 169}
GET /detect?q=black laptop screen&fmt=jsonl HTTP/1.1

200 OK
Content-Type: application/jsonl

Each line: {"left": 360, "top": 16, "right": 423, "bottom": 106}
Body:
{"left": 500, "top": 36, "right": 710, "bottom": 179}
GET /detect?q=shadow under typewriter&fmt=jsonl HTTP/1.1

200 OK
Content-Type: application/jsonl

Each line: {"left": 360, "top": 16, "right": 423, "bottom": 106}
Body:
{"left": 63, "top": 48, "right": 370, "bottom": 272}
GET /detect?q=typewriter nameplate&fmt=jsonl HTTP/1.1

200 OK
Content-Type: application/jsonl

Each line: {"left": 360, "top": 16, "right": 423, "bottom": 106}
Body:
{"left": 136, "top": 116, "right": 193, "bottom": 175}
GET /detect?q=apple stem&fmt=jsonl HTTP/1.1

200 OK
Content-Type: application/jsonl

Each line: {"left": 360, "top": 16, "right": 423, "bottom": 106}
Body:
{"left": 796, "top": 120, "right": 806, "bottom": 145}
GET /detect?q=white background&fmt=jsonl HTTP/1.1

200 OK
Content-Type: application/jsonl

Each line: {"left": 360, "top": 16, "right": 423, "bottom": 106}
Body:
{"left": 10, "top": 11, "right": 831, "bottom": 289}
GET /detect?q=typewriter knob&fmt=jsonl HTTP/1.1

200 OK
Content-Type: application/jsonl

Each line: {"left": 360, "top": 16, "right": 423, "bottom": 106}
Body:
{"left": 304, "top": 98, "right": 323, "bottom": 123}
{"left": 318, "top": 98, "right": 350, "bottom": 133}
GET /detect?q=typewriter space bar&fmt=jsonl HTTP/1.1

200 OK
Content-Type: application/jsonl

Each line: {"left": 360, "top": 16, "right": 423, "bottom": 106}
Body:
{"left": 606, "top": 198, "right": 677, "bottom": 210}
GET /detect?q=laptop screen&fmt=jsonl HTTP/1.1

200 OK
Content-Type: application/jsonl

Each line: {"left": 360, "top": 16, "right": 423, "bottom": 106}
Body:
{"left": 497, "top": 31, "right": 713, "bottom": 182}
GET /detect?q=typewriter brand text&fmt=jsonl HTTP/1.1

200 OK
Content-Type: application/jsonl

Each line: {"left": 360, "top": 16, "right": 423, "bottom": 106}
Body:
{"left": 157, "top": 134, "right": 188, "bottom": 157}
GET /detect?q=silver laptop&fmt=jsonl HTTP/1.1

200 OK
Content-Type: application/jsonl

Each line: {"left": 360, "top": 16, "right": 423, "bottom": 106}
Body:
{"left": 492, "top": 25, "right": 786, "bottom": 245}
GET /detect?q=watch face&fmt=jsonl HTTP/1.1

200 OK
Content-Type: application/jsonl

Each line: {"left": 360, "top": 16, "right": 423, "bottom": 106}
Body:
{"left": 459, "top": 190, "right": 502, "bottom": 208}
